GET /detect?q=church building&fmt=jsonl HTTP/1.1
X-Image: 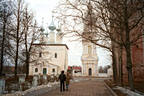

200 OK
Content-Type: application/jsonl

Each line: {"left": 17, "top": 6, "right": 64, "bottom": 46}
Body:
{"left": 29, "top": 18, "right": 68, "bottom": 76}
{"left": 81, "top": 41, "right": 98, "bottom": 76}
{"left": 81, "top": 2, "right": 98, "bottom": 76}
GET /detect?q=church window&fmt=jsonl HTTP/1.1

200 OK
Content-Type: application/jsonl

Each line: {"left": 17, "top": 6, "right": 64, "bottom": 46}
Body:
{"left": 52, "top": 68, "right": 55, "bottom": 72}
{"left": 43, "top": 68, "right": 47, "bottom": 74}
{"left": 55, "top": 53, "right": 57, "bottom": 58}
{"left": 35, "top": 68, "right": 38, "bottom": 72}
{"left": 39, "top": 52, "right": 42, "bottom": 57}
{"left": 88, "top": 45, "right": 92, "bottom": 55}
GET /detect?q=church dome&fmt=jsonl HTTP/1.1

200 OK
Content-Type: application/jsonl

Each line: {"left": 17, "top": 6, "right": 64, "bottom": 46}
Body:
{"left": 48, "top": 24, "right": 56, "bottom": 31}
{"left": 40, "top": 26, "right": 45, "bottom": 35}
{"left": 40, "top": 27, "right": 45, "bottom": 32}
{"left": 48, "top": 17, "right": 56, "bottom": 31}
{"left": 56, "top": 28, "right": 61, "bottom": 32}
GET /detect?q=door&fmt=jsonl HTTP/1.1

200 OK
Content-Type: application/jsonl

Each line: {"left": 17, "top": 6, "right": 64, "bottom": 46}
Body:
{"left": 89, "top": 68, "right": 92, "bottom": 76}
{"left": 43, "top": 68, "right": 47, "bottom": 75}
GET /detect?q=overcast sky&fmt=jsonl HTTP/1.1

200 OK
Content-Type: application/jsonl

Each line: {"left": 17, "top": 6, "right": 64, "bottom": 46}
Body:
{"left": 25, "top": 0, "right": 112, "bottom": 67}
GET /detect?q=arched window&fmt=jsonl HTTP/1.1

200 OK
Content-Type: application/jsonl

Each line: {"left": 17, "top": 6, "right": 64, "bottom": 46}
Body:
{"left": 55, "top": 53, "right": 57, "bottom": 58}
{"left": 39, "top": 52, "right": 42, "bottom": 57}
{"left": 52, "top": 68, "right": 55, "bottom": 72}
{"left": 89, "top": 68, "right": 92, "bottom": 76}
{"left": 35, "top": 68, "right": 38, "bottom": 72}
{"left": 88, "top": 45, "right": 92, "bottom": 55}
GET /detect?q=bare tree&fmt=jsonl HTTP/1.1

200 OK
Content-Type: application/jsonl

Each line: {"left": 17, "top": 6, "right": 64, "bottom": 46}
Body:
{"left": 54, "top": 0, "right": 115, "bottom": 81}
{"left": 0, "top": 0, "right": 13, "bottom": 75}
{"left": 22, "top": 7, "right": 40, "bottom": 78}
{"left": 11, "top": 0, "right": 26, "bottom": 76}
{"left": 54, "top": 0, "right": 144, "bottom": 90}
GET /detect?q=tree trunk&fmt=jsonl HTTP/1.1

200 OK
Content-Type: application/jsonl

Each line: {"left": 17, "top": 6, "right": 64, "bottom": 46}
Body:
{"left": 26, "top": 53, "right": 30, "bottom": 78}
{"left": 112, "top": 48, "right": 118, "bottom": 83}
{"left": 124, "top": 0, "right": 134, "bottom": 90}
{"left": 119, "top": 46, "right": 123, "bottom": 86}
{"left": 15, "top": 40, "right": 19, "bottom": 77}
{"left": 0, "top": 15, "right": 6, "bottom": 75}
{"left": 15, "top": 1, "right": 21, "bottom": 77}
{"left": 125, "top": 45, "right": 134, "bottom": 90}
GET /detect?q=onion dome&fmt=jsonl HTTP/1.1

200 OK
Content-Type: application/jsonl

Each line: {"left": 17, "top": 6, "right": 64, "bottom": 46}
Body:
{"left": 56, "top": 28, "right": 61, "bottom": 32}
{"left": 48, "top": 16, "right": 56, "bottom": 31}
{"left": 40, "top": 27, "right": 45, "bottom": 32}
{"left": 44, "top": 31, "right": 49, "bottom": 37}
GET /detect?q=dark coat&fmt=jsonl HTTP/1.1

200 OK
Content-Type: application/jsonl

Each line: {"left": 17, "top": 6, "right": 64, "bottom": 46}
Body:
{"left": 59, "top": 73, "right": 66, "bottom": 82}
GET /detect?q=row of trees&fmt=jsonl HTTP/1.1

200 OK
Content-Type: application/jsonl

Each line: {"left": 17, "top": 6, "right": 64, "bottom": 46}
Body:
{"left": 0, "top": 0, "right": 40, "bottom": 78}
{"left": 54, "top": 0, "right": 144, "bottom": 90}
{"left": 99, "top": 65, "right": 111, "bottom": 73}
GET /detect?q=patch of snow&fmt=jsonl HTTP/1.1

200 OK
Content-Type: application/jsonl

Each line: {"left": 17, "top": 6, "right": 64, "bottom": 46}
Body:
{"left": 2, "top": 82, "right": 60, "bottom": 96}
{"left": 113, "top": 86, "right": 144, "bottom": 96}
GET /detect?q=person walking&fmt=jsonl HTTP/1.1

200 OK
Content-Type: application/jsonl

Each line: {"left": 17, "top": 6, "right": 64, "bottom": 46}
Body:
{"left": 59, "top": 70, "right": 66, "bottom": 92}
{"left": 66, "top": 72, "right": 71, "bottom": 91}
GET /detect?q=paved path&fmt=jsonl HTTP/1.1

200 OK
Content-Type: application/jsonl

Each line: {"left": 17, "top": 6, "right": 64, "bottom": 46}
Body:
{"left": 42, "top": 78, "right": 112, "bottom": 96}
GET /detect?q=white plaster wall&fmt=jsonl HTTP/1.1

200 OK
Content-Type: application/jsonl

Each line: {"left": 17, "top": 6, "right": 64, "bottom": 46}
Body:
{"left": 81, "top": 41, "right": 98, "bottom": 76}
{"left": 29, "top": 45, "right": 68, "bottom": 76}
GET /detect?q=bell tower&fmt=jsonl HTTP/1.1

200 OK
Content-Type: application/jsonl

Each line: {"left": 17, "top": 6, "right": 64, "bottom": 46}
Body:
{"left": 81, "top": 1, "right": 98, "bottom": 76}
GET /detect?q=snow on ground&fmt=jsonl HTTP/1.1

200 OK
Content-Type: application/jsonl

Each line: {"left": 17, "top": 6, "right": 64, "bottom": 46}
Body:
{"left": 113, "top": 86, "right": 144, "bottom": 96}
{"left": 2, "top": 82, "right": 59, "bottom": 96}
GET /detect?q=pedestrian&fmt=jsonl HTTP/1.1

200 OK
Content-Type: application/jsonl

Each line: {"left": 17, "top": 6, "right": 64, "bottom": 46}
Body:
{"left": 59, "top": 70, "right": 66, "bottom": 92}
{"left": 66, "top": 72, "right": 71, "bottom": 91}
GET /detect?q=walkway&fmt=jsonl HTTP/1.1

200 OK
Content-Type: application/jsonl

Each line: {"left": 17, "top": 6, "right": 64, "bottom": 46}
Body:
{"left": 42, "top": 78, "right": 112, "bottom": 96}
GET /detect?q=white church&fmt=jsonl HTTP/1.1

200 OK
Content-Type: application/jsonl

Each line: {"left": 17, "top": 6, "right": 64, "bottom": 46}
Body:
{"left": 81, "top": 40, "right": 99, "bottom": 76}
{"left": 29, "top": 18, "right": 68, "bottom": 76}
{"left": 81, "top": 2, "right": 99, "bottom": 77}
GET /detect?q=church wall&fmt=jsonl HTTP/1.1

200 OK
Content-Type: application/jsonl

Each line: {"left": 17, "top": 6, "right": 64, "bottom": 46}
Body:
{"left": 81, "top": 41, "right": 98, "bottom": 76}
{"left": 47, "top": 46, "right": 68, "bottom": 74}
{"left": 82, "top": 63, "right": 98, "bottom": 76}
{"left": 29, "top": 45, "right": 68, "bottom": 76}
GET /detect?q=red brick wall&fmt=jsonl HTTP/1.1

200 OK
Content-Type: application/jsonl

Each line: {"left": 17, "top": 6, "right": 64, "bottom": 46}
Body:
{"left": 132, "top": 37, "right": 144, "bottom": 82}
{"left": 122, "top": 37, "right": 144, "bottom": 83}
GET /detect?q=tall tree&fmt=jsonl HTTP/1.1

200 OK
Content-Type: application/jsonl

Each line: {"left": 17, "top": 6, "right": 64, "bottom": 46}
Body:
{"left": 12, "top": 0, "right": 26, "bottom": 76}
{"left": 22, "top": 7, "right": 40, "bottom": 78}
{"left": 0, "top": 0, "right": 13, "bottom": 75}
{"left": 54, "top": 0, "right": 144, "bottom": 90}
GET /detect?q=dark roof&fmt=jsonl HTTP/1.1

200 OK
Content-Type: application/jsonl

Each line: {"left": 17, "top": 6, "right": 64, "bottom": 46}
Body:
{"left": 32, "top": 43, "right": 69, "bottom": 49}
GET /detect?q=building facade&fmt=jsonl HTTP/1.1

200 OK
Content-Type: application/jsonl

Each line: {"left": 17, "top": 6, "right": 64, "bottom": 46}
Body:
{"left": 81, "top": 2, "right": 99, "bottom": 76}
{"left": 81, "top": 41, "right": 98, "bottom": 76}
{"left": 110, "top": 0, "right": 144, "bottom": 83}
{"left": 29, "top": 18, "right": 68, "bottom": 76}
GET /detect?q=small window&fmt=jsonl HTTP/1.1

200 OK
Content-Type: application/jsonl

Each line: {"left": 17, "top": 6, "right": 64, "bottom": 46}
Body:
{"left": 43, "top": 68, "right": 47, "bottom": 74}
{"left": 52, "top": 68, "right": 55, "bottom": 72}
{"left": 88, "top": 45, "right": 92, "bottom": 55}
{"left": 39, "top": 52, "right": 42, "bottom": 57}
{"left": 35, "top": 68, "right": 38, "bottom": 72}
{"left": 55, "top": 53, "right": 57, "bottom": 58}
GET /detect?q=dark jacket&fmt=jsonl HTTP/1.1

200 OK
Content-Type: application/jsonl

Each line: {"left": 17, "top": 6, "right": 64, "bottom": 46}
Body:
{"left": 59, "top": 73, "right": 66, "bottom": 82}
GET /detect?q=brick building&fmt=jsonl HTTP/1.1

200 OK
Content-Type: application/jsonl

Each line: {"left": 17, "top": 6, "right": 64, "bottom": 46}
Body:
{"left": 111, "top": 0, "right": 144, "bottom": 83}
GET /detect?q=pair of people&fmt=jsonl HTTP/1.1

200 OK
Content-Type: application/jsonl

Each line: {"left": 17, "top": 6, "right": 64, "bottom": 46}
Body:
{"left": 59, "top": 71, "right": 71, "bottom": 92}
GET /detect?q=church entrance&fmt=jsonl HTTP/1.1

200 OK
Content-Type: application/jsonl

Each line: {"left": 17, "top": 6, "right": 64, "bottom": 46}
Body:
{"left": 88, "top": 68, "right": 92, "bottom": 76}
